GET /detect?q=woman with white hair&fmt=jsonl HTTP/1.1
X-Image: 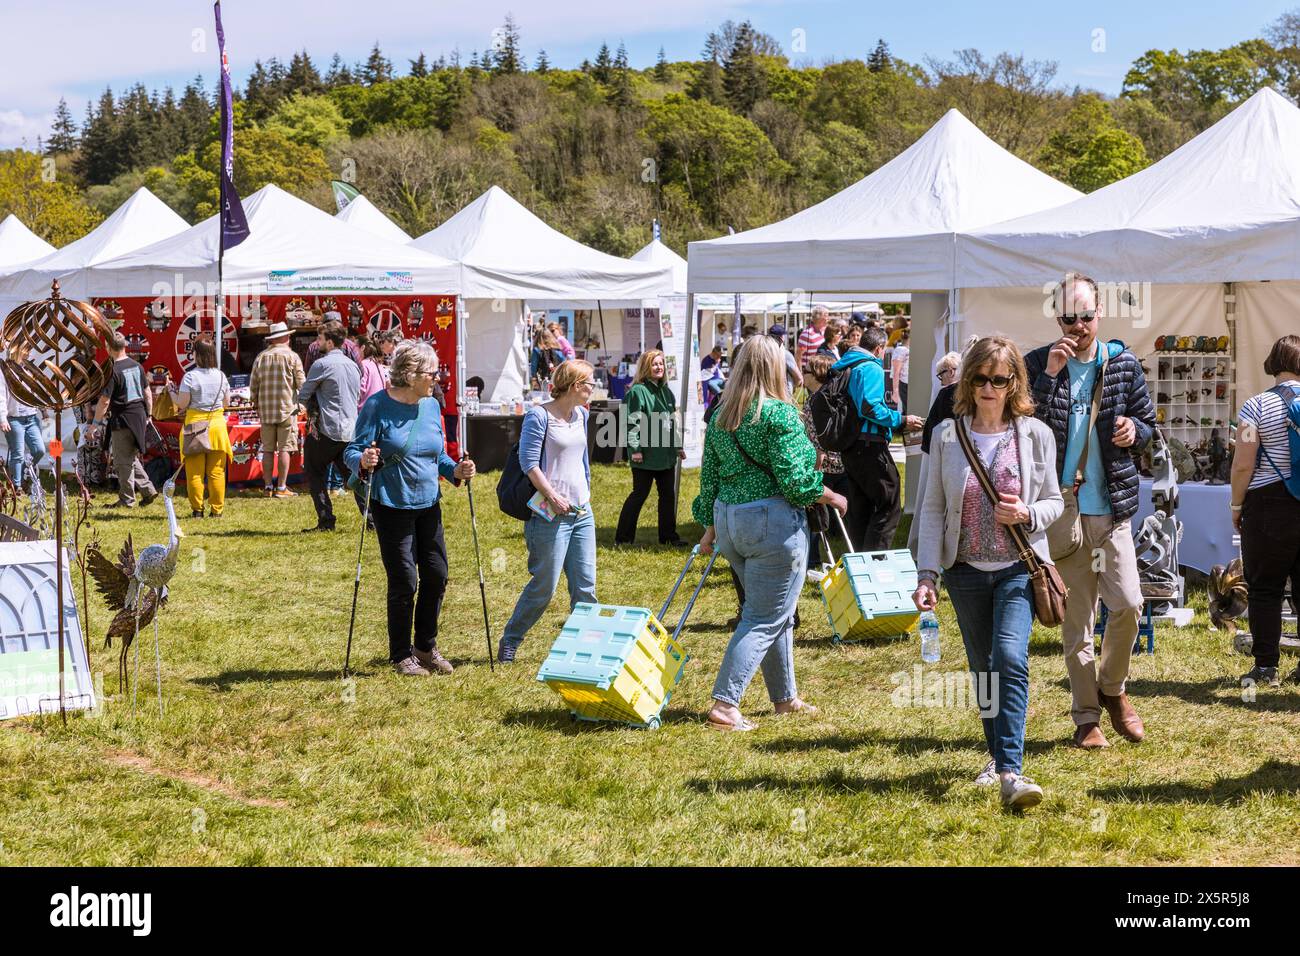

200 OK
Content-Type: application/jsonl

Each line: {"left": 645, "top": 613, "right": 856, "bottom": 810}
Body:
{"left": 694, "top": 334, "right": 847, "bottom": 731}
{"left": 345, "top": 340, "right": 476, "bottom": 677}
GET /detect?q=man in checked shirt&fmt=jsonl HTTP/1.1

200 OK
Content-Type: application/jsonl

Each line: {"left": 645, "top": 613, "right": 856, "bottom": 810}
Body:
{"left": 249, "top": 321, "right": 305, "bottom": 497}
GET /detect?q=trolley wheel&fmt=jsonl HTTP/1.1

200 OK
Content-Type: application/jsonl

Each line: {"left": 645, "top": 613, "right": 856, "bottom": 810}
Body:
{"left": 830, "top": 634, "right": 842, "bottom": 645}
{"left": 1233, "top": 630, "right": 1254, "bottom": 656}
{"left": 645, "top": 715, "right": 662, "bottom": 730}
{"left": 568, "top": 712, "right": 578, "bottom": 722}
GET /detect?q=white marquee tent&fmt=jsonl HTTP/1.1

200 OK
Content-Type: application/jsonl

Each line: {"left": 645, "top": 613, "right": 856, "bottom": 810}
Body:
{"left": 0, "top": 187, "right": 189, "bottom": 316}
{"left": 0, "top": 215, "right": 56, "bottom": 276}
{"left": 410, "top": 186, "right": 673, "bottom": 401}
{"left": 90, "top": 184, "right": 459, "bottom": 297}
{"left": 336, "top": 194, "right": 413, "bottom": 244}
{"left": 954, "top": 87, "right": 1300, "bottom": 400}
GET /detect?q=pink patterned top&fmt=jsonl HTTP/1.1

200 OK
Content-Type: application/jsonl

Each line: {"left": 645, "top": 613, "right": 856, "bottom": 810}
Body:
{"left": 956, "top": 428, "right": 1021, "bottom": 566}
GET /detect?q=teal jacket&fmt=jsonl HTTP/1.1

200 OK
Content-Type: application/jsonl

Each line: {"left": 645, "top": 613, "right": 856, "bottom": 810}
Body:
{"left": 832, "top": 349, "right": 901, "bottom": 440}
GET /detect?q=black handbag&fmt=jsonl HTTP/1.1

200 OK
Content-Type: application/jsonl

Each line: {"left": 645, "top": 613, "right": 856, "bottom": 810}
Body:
{"left": 497, "top": 412, "right": 549, "bottom": 521}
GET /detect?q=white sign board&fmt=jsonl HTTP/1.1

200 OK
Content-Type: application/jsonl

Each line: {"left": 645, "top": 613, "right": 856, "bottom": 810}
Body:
{"left": 267, "top": 270, "right": 414, "bottom": 293}
{"left": 661, "top": 295, "right": 705, "bottom": 468}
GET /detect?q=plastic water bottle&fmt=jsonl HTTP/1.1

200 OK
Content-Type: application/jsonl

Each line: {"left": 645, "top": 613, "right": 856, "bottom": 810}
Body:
{"left": 919, "top": 611, "right": 941, "bottom": 663}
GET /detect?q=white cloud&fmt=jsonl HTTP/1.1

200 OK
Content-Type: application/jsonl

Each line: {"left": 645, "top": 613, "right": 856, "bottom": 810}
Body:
{"left": 0, "top": 109, "right": 53, "bottom": 151}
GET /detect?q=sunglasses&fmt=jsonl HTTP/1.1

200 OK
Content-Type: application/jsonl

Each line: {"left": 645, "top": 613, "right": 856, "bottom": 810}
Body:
{"left": 1057, "top": 311, "right": 1097, "bottom": 326}
{"left": 971, "top": 374, "right": 1014, "bottom": 389}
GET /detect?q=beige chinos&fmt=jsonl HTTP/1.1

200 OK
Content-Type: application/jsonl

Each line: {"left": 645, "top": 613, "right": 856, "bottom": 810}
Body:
{"left": 1056, "top": 514, "right": 1143, "bottom": 726}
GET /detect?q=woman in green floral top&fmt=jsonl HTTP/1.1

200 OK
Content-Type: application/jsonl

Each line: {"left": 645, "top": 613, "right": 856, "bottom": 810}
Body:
{"left": 694, "top": 335, "right": 848, "bottom": 731}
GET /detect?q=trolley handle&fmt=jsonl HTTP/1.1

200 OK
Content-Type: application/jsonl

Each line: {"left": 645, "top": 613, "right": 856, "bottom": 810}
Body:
{"left": 832, "top": 505, "right": 855, "bottom": 553}
{"left": 670, "top": 549, "right": 719, "bottom": 643}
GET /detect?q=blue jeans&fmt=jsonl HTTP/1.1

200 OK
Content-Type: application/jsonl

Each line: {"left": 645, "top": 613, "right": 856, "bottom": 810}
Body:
{"left": 711, "top": 497, "right": 807, "bottom": 707}
{"left": 500, "top": 506, "right": 597, "bottom": 649}
{"left": 942, "top": 561, "right": 1033, "bottom": 775}
{"left": 5, "top": 414, "right": 45, "bottom": 485}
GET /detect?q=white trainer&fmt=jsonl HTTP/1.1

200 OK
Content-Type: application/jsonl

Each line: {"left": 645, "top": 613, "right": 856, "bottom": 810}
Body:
{"left": 1000, "top": 774, "right": 1044, "bottom": 810}
{"left": 974, "top": 758, "right": 998, "bottom": 787}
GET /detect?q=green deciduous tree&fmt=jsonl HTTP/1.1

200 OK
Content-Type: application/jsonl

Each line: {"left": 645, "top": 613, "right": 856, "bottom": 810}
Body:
{"left": 0, "top": 150, "right": 102, "bottom": 245}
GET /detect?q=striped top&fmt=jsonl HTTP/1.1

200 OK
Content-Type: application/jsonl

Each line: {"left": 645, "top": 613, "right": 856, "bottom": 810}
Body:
{"left": 1240, "top": 381, "right": 1300, "bottom": 490}
{"left": 797, "top": 326, "right": 824, "bottom": 366}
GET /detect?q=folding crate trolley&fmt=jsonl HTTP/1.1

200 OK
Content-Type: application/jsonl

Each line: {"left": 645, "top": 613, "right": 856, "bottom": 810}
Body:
{"left": 816, "top": 510, "right": 920, "bottom": 644}
{"left": 536, "top": 546, "right": 719, "bottom": 729}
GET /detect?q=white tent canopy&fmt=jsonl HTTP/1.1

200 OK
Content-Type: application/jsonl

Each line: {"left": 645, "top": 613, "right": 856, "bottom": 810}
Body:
{"left": 0, "top": 215, "right": 55, "bottom": 276}
{"left": 89, "top": 184, "right": 459, "bottom": 296}
{"left": 410, "top": 186, "right": 673, "bottom": 300}
{"left": 957, "top": 88, "right": 1300, "bottom": 288}
{"left": 688, "top": 108, "right": 1082, "bottom": 294}
{"left": 336, "top": 194, "right": 412, "bottom": 244}
{"left": 0, "top": 188, "right": 188, "bottom": 309}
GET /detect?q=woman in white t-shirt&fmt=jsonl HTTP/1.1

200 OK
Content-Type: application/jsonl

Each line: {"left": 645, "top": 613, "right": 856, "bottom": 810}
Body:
{"left": 1230, "top": 334, "right": 1300, "bottom": 687}
{"left": 169, "top": 339, "right": 232, "bottom": 517}
{"left": 890, "top": 329, "right": 910, "bottom": 412}
{"left": 497, "top": 359, "right": 596, "bottom": 663}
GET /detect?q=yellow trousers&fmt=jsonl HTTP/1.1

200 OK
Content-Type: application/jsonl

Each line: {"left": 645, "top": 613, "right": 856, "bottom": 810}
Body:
{"left": 185, "top": 450, "right": 227, "bottom": 515}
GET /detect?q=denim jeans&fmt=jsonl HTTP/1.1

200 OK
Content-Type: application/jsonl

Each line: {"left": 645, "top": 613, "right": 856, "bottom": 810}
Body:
{"left": 942, "top": 561, "right": 1033, "bottom": 775}
{"left": 5, "top": 414, "right": 45, "bottom": 485}
{"left": 711, "top": 496, "right": 807, "bottom": 707}
{"left": 500, "top": 506, "right": 597, "bottom": 650}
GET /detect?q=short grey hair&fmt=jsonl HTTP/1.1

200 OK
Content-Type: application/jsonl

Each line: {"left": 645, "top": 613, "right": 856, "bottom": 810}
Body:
{"left": 935, "top": 351, "right": 962, "bottom": 375}
{"left": 811, "top": 305, "right": 830, "bottom": 321}
{"left": 388, "top": 339, "right": 438, "bottom": 388}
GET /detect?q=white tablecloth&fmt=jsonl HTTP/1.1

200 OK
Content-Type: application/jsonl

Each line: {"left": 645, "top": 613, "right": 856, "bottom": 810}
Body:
{"left": 1131, "top": 479, "right": 1235, "bottom": 574}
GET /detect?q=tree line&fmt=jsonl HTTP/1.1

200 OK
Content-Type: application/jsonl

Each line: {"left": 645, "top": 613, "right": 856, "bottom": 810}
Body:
{"left": 7, "top": 10, "right": 1300, "bottom": 251}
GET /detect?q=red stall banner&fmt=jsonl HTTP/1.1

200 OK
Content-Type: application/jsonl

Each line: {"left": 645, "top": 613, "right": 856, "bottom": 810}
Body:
{"left": 94, "top": 293, "right": 459, "bottom": 416}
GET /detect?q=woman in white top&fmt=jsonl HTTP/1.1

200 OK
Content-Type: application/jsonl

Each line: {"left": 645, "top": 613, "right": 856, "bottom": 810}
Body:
{"left": 1230, "top": 334, "right": 1300, "bottom": 687}
{"left": 890, "top": 328, "right": 910, "bottom": 411}
{"left": 169, "top": 338, "right": 232, "bottom": 517}
{"left": 913, "top": 336, "right": 1062, "bottom": 811}
{"left": 497, "top": 359, "right": 596, "bottom": 663}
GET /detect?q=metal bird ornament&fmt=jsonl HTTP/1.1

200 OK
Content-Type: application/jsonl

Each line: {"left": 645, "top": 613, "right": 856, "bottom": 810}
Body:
{"left": 86, "top": 535, "right": 167, "bottom": 695}
{"left": 87, "top": 462, "right": 185, "bottom": 715}
{"left": 1208, "top": 559, "right": 1249, "bottom": 631}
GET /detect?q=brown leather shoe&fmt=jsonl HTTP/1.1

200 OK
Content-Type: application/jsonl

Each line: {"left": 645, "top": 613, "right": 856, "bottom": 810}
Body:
{"left": 1072, "top": 722, "right": 1110, "bottom": 749}
{"left": 1098, "top": 690, "right": 1145, "bottom": 743}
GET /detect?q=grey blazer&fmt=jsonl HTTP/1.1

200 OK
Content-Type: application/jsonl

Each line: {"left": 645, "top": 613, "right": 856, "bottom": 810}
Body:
{"left": 916, "top": 415, "right": 1063, "bottom": 580}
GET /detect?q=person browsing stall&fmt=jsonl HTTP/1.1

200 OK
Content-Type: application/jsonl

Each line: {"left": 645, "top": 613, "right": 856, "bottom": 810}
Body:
{"left": 168, "top": 339, "right": 231, "bottom": 517}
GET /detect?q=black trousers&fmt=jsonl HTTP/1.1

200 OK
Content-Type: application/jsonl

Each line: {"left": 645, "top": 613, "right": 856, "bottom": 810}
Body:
{"left": 840, "top": 438, "right": 901, "bottom": 553}
{"left": 304, "top": 433, "right": 364, "bottom": 529}
{"left": 615, "top": 466, "right": 678, "bottom": 543}
{"left": 371, "top": 501, "right": 449, "bottom": 662}
{"left": 1241, "top": 481, "right": 1300, "bottom": 668}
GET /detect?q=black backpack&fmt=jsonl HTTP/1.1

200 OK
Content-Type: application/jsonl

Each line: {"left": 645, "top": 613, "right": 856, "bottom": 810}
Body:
{"left": 496, "top": 413, "right": 548, "bottom": 521}
{"left": 807, "top": 353, "right": 869, "bottom": 452}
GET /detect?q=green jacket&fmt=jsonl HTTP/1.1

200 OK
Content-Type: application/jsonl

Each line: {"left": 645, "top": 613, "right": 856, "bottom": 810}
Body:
{"left": 691, "top": 397, "right": 824, "bottom": 526}
{"left": 624, "top": 379, "right": 681, "bottom": 471}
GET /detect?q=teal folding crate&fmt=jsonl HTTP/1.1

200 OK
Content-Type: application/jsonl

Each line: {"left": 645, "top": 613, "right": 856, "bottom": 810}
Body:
{"left": 536, "top": 547, "right": 717, "bottom": 729}
{"left": 819, "top": 548, "right": 920, "bottom": 642}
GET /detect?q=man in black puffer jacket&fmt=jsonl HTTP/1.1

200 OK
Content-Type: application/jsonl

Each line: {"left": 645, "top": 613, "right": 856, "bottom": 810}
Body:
{"left": 1025, "top": 273, "right": 1156, "bottom": 752}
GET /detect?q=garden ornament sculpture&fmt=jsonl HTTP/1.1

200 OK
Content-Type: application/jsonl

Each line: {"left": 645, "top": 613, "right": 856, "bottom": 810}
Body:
{"left": 0, "top": 280, "right": 114, "bottom": 723}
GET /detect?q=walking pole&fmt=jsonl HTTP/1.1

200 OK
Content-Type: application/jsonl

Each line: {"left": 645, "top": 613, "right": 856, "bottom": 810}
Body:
{"left": 343, "top": 443, "right": 377, "bottom": 678}
{"left": 465, "top": 476, "right": 494, "bottom": 672}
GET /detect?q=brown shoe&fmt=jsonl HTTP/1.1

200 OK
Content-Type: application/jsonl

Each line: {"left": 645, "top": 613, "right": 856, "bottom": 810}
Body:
{"left": 1098, "top": 690, "right": 1145, "bottom": 743}
{"left": 273, "top": 487, "right": 297, "bottom": 498}
{"left": 1072, "top": 722, "right": 1110, "bottom": 749}
{"left": 413, "top": 646, "right": 454, "bottom": 674}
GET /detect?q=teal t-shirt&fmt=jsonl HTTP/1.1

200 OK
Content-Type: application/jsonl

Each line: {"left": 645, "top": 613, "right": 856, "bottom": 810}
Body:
{"left": 1061, "top": 352, "right": 1111, "bottom": 515}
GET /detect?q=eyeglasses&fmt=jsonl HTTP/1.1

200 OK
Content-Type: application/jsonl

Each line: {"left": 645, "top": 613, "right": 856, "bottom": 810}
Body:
{"left": 970, "top": 374, "right": 1014, "bottom": 389}
{"left": 1056, "top": 311, "right": 1097, "bottom": 326}
{"left": 937, "top": 368, "right": 957, "bottom": 379}
{"left": 577, "top": 380, "right": 596, "bottom": 389}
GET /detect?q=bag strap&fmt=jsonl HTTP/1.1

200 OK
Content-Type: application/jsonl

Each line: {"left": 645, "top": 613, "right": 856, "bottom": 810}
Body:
{"left": 1071, "top": 346, "right": 1108, "bottom": 493}
{"left": 1256, "top": 383, "right": 1300, "bottom": 482}
{"left": 953, "top": 419, "right": 1041, "bottom": 572}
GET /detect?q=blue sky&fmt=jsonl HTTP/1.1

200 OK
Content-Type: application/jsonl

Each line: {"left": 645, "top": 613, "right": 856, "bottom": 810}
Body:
{"left": 1, "top": 0, "right": 1295, "bottom": 148}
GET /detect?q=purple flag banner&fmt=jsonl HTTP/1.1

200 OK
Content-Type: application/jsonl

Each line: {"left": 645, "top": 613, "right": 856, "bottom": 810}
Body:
{"left": 215, "top": 1, "right": 249, "bottom": 250}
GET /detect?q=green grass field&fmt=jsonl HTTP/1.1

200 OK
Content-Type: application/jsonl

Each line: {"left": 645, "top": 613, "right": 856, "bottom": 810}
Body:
{"left": 2, "top": 463, "right": 1298, "bottom": 866}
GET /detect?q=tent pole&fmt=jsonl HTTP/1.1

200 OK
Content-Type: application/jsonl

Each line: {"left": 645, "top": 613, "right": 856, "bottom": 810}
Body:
{"left": 675, "top": 292, "right": 696, "bottom": 522}
{"left": 596, "top": 300, "right": 608, "bottom": 362}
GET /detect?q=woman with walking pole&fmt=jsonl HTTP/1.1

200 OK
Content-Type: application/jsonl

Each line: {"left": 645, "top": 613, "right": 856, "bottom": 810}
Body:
{"left": 497, "top": 360, "right": 597, "bottom": 663}
{"left": 345, "top": 341, "right": 475, "bottom": 676}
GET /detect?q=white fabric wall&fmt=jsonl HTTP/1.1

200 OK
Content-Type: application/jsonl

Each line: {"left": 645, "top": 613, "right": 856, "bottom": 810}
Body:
{"left": 465, "top": 298, "right": 529, "bottom": 403}
{"left": 1234, "top": 281, "right": 1300, "bottom": 403}
{"left": 955, "top": 283, "right": 1227, "bottom": 362}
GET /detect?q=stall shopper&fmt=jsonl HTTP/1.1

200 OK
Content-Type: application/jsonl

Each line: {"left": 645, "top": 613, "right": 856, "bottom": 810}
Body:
{"left": 497, "top": 360, "right": 597, "bottom": 663}
{"left": 357, "top": 335, "right": 390, "bottom": 408}
{"left": 694, "top": 335, "right": 846, "bottom": 731}
{"left": 1231, "top": 334, "right": 1300, "bottom": 687}
{"left": 91, "top": 332, "right": 157, "bottom": 508}
{"left": 345, "top": 341, "right": 475, "bottom": 676}
{"left": 614, "top": 350, "right": 687, "bottom": 547}
{"left": 1024, "top": 272, "right": 1155, "bottom": 750}
{"left": 250, "top": 322, "right": 305, "bottom": 498}
{"left": 0, "top": 342, "right": 49, "bottom": 487}
{"left": 169, "top": 339, "right": 231, "bottom": 518}
{"left": 299, "top": 321, "right": 362, "bottom": 533}
{"left": 913, "top": 336, "right": 1063, "bottom": 810}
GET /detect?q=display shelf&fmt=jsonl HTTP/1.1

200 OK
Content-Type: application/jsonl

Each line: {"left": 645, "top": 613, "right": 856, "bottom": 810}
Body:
{"left": 1148, "top": 350, "right": 1234, "bottom": 448}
